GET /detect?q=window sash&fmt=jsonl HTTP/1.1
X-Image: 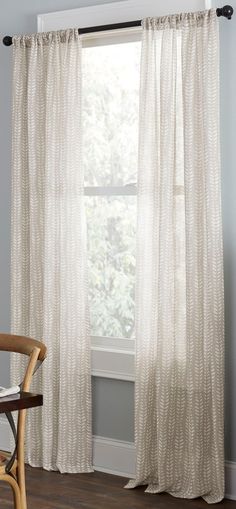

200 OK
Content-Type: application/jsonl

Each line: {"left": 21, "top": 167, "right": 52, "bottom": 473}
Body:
{"left": 84, "top": 185, "right": 184, "bottom": 196}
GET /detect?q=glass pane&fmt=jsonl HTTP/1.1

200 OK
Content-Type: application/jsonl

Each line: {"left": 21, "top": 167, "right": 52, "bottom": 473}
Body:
{"left": 82, "top": 42, "right": 141, "bottom": 186}
{"left": 85, "top": 195, "right": 136, "bottom": 338}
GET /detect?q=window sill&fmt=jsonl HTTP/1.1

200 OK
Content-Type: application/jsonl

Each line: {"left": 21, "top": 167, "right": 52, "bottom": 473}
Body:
{"left": 91, "top": 337, "right": 135, "bottom": 382}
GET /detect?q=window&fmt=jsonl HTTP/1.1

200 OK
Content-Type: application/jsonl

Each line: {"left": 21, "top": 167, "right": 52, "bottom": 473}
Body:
{"left": 83, "top": 37, "right": 141, "bottom": 343}
{"left": 39, "top": 0, "right": 208, "bottom": 378}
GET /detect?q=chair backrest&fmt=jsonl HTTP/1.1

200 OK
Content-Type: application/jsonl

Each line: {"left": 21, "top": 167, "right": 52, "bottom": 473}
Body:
{"left": 0, "top": 333, "right": 46, "bottom": 389}
{"left": 0, "top": 333, "right": 46, "bottom": 362}
{"left": 0, "top": 333, "right": 47, "bottom": 469}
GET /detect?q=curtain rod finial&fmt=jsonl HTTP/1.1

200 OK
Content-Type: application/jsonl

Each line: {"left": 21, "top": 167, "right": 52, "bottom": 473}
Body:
{"left": 3, "top": 36, "right": 12, "bottom": 46}
{"left": 216, "top": 5, "right": 234, "bottom": 19}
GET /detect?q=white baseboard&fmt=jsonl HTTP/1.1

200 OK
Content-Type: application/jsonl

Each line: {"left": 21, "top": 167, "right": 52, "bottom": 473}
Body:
{"left": 93, "top": 435, "right": 135, "bottom": 477}
{"left": 0, "top": 417, "right": 235, "bottom": 499}
{"left": 225, "top": 461, "right": 236, "bottom": 500}
{"left": 0, "top": 417, "right": 135, "bottom": 478}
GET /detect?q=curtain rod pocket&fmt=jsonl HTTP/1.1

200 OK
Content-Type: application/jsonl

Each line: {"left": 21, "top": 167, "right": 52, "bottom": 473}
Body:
{"left": 2, "top": 5, "right": 234, "bottom": 47}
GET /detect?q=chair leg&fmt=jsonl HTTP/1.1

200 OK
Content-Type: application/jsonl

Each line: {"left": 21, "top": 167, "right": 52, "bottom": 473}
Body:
{"left": 17, "top": 408, "right": 27, "bottom": 509}
{"left": 13, "top": 484, "right": 22, "bottom": 509}
{"left": 17, "top": 460, "right": 27, "bottom": 509}
{"left": 0, "top": 473, "right": 22, "bottom": 509}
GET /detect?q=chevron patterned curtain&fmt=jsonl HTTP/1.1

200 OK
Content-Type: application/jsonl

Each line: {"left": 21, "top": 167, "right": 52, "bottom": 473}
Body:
{"left": 127, "top": 9, "right": 224, "bottom": 503}
{"left": 11, "top": 30, "right": 93, "bottom": 473}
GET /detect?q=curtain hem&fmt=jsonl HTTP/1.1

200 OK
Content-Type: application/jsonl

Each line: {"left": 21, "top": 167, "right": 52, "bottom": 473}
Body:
{"left": 124, "top": 480, "right": 224, "bottom": 504}
{"left": 27, "top": 460, "right": 94, "bottom": 474}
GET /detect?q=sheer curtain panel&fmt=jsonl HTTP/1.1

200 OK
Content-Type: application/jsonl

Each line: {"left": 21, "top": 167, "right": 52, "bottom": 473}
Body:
{"left": 11, "top": 30, "right": 93, "bottom": 473}
{"left": 127, "top": 9, "right": 224, "bottom": 503}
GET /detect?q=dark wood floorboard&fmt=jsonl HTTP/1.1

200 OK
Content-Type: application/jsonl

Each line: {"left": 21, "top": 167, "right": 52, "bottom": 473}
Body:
{"left": 0, "top": 466, "right": 235, "bottom": 508}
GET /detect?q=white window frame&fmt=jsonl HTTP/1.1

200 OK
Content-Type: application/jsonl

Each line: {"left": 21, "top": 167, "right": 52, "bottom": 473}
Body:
{"left": 38, "top": 0, "right": 212, "bottom": 381}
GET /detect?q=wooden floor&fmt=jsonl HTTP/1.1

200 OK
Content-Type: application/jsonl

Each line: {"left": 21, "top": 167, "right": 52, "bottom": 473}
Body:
{"left": 0, "top": 466, "right": 235, "bottom": 508}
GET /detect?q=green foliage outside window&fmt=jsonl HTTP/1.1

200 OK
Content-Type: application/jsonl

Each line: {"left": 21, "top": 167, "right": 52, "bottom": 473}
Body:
{"left": 83, "top": 42, "right": 140, "bottom": 338}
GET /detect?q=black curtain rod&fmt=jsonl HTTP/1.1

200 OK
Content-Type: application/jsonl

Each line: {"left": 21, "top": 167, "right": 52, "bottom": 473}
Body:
{"left": 2, "top": 5, "right": 234, "bottom": 47}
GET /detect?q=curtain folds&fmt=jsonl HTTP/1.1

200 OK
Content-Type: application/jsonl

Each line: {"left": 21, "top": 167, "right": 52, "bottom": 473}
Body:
{"left": 11, "top": 29, "right": 93, "bottom": 473}
{"left": 126, "top": 9, "right": 224, "bottom": 504}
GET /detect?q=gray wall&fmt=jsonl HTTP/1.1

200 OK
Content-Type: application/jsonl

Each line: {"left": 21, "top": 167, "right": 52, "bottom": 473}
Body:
{"left": 92, "top": 378, "right": 134, "bottom": 441}
{"left": 0, "top": 0, "right": 235, "bottom": 460}
{"left": 220, "top": 0, "right": 236, "bottom": 462}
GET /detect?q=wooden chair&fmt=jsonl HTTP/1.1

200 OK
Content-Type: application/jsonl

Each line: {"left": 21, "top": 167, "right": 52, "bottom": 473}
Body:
{"left": 0, "top": 333, "right": 47, "bottom": 509}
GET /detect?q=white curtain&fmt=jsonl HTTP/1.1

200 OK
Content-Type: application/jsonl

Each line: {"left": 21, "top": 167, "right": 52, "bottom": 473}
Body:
{"left": 127, "top": 9, "right": 224, "bottom": 503}
{"left": 11, "top": 30, "right": 93, "bottom": 473}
